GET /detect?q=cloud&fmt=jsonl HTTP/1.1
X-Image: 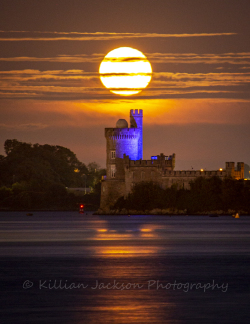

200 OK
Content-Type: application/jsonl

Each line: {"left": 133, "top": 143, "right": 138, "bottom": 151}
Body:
{"left": 153, "top": 72, "right": 250, "bottom": 88}
{"left": 0, "top": 31, "right": 237, "bottom": 42}
{"left": 146, "top": 52, "right": 250, "bottom": 65}
{"left": 0, "top": 69, "right": 249, "bottom": 100}
{"left": 1, "top": 52, "right": 250, "bottom": 67}
{"left": 0, "top": 54, "right": 103, "bottom": 63}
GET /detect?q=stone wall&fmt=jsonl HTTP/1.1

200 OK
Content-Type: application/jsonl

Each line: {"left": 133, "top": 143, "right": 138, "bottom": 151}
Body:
{"left": 100, "top": 179, "right": 126, "bottom": 211}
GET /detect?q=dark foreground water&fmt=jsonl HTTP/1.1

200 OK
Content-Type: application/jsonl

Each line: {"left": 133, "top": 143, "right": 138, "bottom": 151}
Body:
{"left": 0, "top": 212, "right": 250, "bottom": 324}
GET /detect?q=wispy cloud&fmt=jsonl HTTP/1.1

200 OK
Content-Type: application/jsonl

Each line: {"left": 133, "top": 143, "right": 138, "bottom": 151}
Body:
{"left": 0, "top": 54, "right": 103, "bottom": 63}
{"left": 153, "top": 72, "right": 250, "bottom": 88}
{"left": 146, "top": 52, "right": 250, "bottom": 65}
{"left": 1, "top": 52, "right": 249, "bottom": 66}
{"left": 0, "top": 31, "right": 236, "bottom": 41}
{"left": 0, "top": 69, "right": 249, "bottom": 100}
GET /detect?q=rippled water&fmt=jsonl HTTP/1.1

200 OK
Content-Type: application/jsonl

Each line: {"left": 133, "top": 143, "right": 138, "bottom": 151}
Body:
{"left": 1, "top": 212, "right": 250, "bottom": 323}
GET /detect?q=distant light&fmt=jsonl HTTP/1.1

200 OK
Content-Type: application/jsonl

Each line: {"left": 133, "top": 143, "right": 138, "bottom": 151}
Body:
{"left": 74, "top": 168, "right": 80, "bottom": 173}
{"left": 219, "top": 168, "right": 223, "bottom": 171}
{"left": 151, "top": 156, "right": 157, "bottom": 160}
{"left": 80, "top": 204, "right": 84, "bottom": 208}
{"left": 200, "top": 169, "right": 204, "bottom": 172}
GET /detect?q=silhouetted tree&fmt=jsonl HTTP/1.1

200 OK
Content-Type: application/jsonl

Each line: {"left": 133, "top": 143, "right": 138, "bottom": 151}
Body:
{"left": 0, "top": 139, "right": 105, "bottom": 210}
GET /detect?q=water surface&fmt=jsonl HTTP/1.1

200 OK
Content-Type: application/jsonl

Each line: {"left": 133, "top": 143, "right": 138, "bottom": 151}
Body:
{"left": 1, "top": 212, "right": 249, "bottom": 323}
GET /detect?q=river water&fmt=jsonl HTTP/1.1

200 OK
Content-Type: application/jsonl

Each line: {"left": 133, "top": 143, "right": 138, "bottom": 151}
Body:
{"left": 1, "top": 212, "right": 250, "bottom": 323}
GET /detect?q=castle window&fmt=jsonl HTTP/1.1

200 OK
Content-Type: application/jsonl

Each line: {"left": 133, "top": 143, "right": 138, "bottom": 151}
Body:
{"left": 111, "top": 151, "right": 116, "bottom": 159}
{"left": 111, "top": 165, "right": 116, "bottom": 178}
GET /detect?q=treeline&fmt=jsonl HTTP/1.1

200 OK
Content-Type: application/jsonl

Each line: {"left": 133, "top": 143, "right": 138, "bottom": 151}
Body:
{"left": 0, "top": 139, "right": 105, "bottom": 210}
{"left": 113, "top": 177, "right": 250, "bottom": 214}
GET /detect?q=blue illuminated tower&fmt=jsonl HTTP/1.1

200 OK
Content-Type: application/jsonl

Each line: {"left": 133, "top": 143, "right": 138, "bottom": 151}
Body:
{"left": 130, "top": 109, "right": 143, "bottom": 160}
{"left": 104, "top": 109, "right": 143, "bottom": 180}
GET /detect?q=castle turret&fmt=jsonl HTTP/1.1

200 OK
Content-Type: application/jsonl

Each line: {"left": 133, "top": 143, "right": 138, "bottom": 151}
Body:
{"left": 225, "top": 161, "right": 244, "bottom": 179}
{"left": 130, "top": 109, "right": 143, "bottom": 160}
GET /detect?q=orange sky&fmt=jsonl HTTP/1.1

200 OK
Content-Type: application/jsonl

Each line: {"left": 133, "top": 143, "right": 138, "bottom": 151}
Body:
{"left": 0, "top": 0, "right": 250, "bottom": 169}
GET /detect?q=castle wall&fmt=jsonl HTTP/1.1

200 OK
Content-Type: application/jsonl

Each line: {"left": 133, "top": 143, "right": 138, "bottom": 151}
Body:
{"left": 101, "top": 157, "right": 245, "bottom": 210}
{"left": 100, "top": 179, "right": 126, "bottom": 211}
{"left": 123, "top": 163, "right": 228, "bottom": 194}
{"left": 163, "top": 169, "right": 227, "bottom": 190}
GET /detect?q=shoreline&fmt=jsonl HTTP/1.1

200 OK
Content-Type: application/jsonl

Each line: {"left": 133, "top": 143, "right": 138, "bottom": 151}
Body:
{"left": 0, "top": 208, "right": 249, "bottom": 216}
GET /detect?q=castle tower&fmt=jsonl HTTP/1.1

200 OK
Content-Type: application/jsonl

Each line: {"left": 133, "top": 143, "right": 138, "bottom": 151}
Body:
{"left": 130, "top": 109, "right": 143, "bottom": 160}
{"left": 104, "top": 110, "right": 143, "bottom": 180}
{"left": 101, "top": 111, "right": 143, "bottom": 210}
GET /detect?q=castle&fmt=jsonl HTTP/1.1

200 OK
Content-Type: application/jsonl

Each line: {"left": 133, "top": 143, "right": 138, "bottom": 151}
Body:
{"left": 100, "top": 109, "right": 245, "bottom": 211}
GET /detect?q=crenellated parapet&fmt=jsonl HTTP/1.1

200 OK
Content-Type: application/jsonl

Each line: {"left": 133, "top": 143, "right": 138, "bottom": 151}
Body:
{"left": 105, "top": 127, "right": 140, "bottom": 140}
{"left": 164, "top": 170, "right": 226, "bottom": 177}
{"left": 123, "top": 153, "right": 175, "bottom": 170}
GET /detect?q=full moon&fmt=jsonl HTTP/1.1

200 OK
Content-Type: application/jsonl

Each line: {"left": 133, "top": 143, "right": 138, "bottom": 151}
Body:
{"left": 99, "top": 47, "right": 152, "bottom": 96}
